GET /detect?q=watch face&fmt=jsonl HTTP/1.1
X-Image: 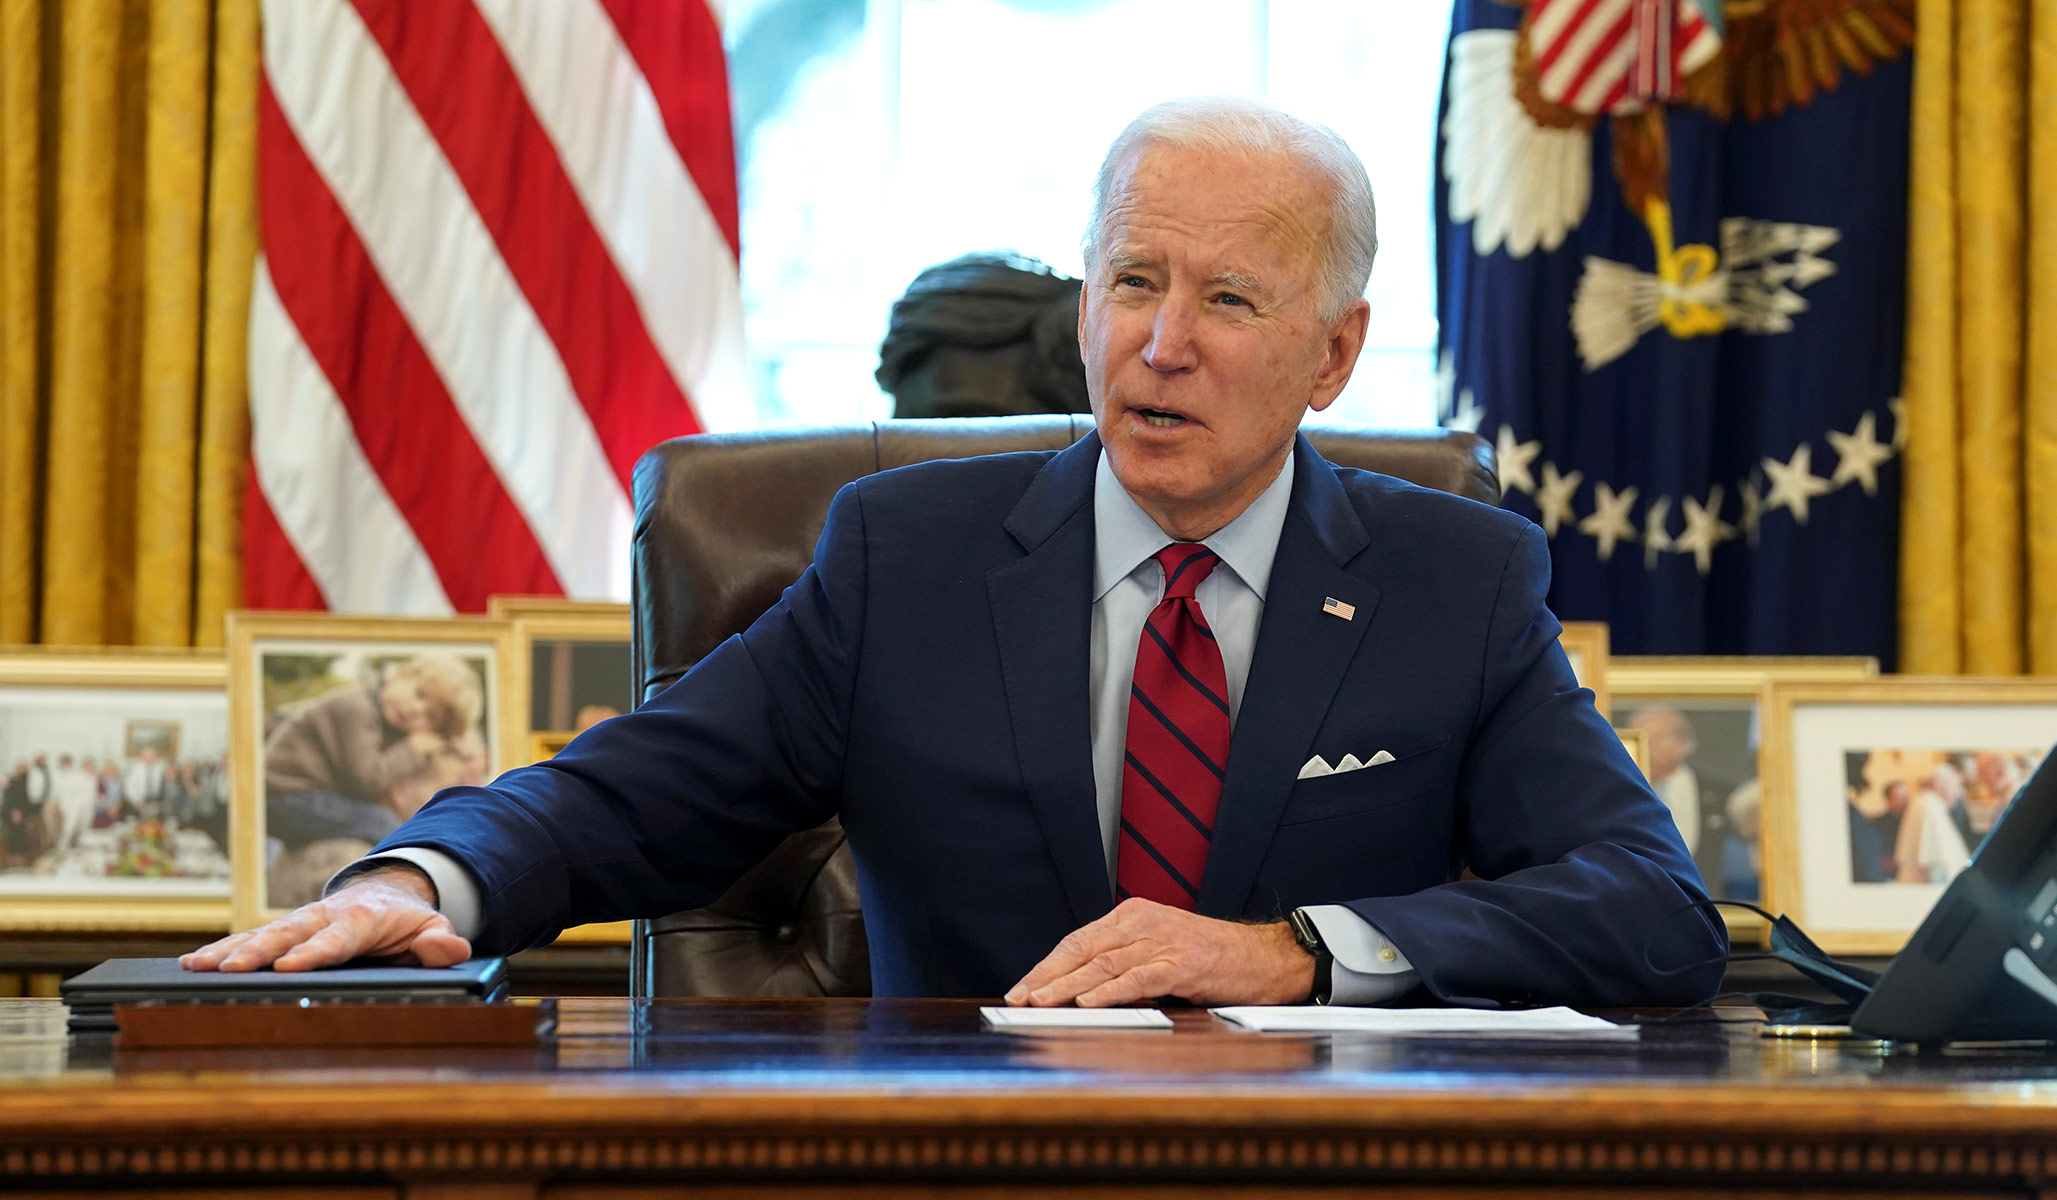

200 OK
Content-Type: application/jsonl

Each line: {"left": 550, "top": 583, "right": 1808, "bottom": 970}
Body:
{"left": 1289, "top": 909, "right": 1320, "bottom": 952}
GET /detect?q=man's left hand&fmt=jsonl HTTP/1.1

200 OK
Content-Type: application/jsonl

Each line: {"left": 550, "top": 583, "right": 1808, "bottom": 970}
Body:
{"left": 1003, "top": 898, "right": 1314, "bottom": 1007}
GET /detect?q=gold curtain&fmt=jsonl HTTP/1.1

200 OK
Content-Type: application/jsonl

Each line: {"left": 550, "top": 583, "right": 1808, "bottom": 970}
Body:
{"left": 1900, "top": 0, "right": 2057, "bottom": 674}
{"left": 0, "top": 0, "right": 256, "bottom": 649}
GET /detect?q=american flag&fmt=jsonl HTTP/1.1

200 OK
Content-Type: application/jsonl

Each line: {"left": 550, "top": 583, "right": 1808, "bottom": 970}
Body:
{"left": 1527, "top": 0, "right": 1721, "bottom": 114}
{"left": 246, "top": 0, "right": 747, "bottom": 614}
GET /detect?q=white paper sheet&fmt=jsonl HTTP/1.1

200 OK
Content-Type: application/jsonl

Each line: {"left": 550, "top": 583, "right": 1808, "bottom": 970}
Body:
{"left": 980, "top": 1006, "right": 1174, "bottom": 1029}
{"left": 1210, "top": 1005, "right": 1635, "bottom": 1037}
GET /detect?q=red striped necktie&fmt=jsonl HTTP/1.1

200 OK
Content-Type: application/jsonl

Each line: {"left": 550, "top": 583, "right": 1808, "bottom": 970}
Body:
{"left": 1117, "top": 543, "right": 1229, "bottom": 910}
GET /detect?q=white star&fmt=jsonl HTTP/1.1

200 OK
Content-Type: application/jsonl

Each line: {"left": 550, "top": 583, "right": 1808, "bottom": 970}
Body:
{"left": 1762, "top": 443, "right": 1835, "bottom": 525}
{"left": 1643, "top": 496, "right": 1675, "bottom": 571}
{"left": 1826, "top": 411, "right": 1895, "bottom": 496}
{"left": 1674, "top": 485, "right": 1737, "bottom": 574}
{"left": 1738, "top": 474, "right": 1765, "bottom": 546}
{"left": 1445, "top": 388, "right": 1485, "bottom": 434}
{"left": 1577, "top": 482, "right": 1638, "bottom": 562}
{"left": 1496, "top": 424, "right": 1541, "bottom": 495}
{"left": 1533, "top": 463, "right": 1583, "bottom": 536}
{"left": 1435, "top": 348, "right": 1455, "bottom": 417}
{"left": 1888, "top": 396, "right": 1909, "bottom": 451}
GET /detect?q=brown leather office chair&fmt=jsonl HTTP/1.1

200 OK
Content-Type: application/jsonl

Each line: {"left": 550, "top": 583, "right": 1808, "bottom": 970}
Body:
{"left": 629, "top": 415, "right": 1500, "bottom": 997}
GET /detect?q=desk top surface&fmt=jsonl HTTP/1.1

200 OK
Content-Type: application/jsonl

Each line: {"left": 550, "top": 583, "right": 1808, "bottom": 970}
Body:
{"left": 4, "top": 997, "right": 2057, "bottom": 1136}
{"left": 0, "top": 999, "right": 2051, "bottom": 1193}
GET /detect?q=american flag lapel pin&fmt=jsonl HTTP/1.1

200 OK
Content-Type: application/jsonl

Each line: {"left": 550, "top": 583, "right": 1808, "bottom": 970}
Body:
{"left": 1322, "top": 596, "right": 1355, "bottom": 621}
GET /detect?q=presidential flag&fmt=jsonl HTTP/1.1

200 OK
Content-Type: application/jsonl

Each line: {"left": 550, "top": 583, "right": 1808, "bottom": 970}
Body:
{"left": 245, "top": 0, "right": 748, "bottom": 614}
{"left": 1436, "top": 0, "right": 1914, "bottom": 660}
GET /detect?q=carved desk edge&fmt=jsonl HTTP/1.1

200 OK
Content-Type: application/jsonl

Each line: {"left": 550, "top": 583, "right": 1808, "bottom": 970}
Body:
{"left": 1, "top": 1084, "right": 2054, "bottom": 1189}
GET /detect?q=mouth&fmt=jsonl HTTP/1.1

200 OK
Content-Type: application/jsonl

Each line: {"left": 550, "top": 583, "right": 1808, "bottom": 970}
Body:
{"left": 1132, "top": 406, "right": 1195, "bottom": 429}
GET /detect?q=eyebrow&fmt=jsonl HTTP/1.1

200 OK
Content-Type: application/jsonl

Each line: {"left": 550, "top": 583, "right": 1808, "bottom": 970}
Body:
{"left": 1104, "top": 251, "right": 1152, "bottom": 276}
{"left": 1208, "top": 271, "right": 1268, "bottom": 296}
{"left": 1102, "top": 254, "right": 1271, "bottom": 297}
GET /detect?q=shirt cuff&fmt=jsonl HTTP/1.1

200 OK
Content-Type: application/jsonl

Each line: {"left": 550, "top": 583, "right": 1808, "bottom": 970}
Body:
{"left": 325, "top": 848, "right": 483, "bottom": 941}
{"left": 1302, "top": 904, "right": 1419, "bottom": 1005}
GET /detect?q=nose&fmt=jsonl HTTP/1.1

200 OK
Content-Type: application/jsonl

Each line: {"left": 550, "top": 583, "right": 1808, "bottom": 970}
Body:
{"left": 1142, "top": 295, "right": 1199, "bottom": 373}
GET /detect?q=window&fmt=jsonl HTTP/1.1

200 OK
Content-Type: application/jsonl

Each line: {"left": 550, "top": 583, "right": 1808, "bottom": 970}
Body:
{"left": 725, "top": 0, "right": 1451, "bottom": 429}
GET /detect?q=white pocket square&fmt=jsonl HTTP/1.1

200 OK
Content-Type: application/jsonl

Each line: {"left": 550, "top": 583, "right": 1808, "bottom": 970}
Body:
{"left": 1297, "top": 750, "right": 1396, "bottom": 780}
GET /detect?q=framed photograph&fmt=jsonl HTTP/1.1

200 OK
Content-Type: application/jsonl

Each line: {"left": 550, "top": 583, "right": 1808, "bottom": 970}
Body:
{"left": 1761, "top": 678, "right": 2057, "bottom": 955}
{"left": 0, "top": 649, "right": 232, "bottom": 932}
{"left": 509, "top": 608, "right": 635, "bottom": 746}
{"left": 1611, "top": 657, "right": 1879, "bottom": 941}
{"left": 1558, "top": 621, "right": 1609, "bottom": 717}
{"left": 228, "top": 613, "right": 516, "bottom": 928}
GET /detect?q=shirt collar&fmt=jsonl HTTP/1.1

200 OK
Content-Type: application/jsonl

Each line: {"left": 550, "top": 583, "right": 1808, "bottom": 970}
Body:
{"left": 1092, "top": 447, "right": 1295, "bottom": 602}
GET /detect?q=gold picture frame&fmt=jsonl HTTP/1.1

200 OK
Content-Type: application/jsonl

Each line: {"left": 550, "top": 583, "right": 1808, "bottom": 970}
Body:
{"left": 486, "top": 595, "right": 631, "bottom": 621}
{"left": 0, "top": 648, "right": 232, "bottom": 933}
{"left": 1557, "top": 621, "right": 1610, "bottom": 718}
{"left": 508, "top": 609, "right": 635, "bottom": 745}
{"left": 506, "top": 606, "right": 635, "bottom": 946}
{"left": 1760, "top": 677, "right": 2057, "bottom": 956}
{"left": 1615, "top": 726, "right": 1648, "bottom": 777}
{"left": 1611, "top": 657, "right": 1881, "bottom": 942}
{"left": 529, "top": 731, "right": 575, "bottom": 765}
{"left": 227, "top": 612, "right": 518, "bottom": 930}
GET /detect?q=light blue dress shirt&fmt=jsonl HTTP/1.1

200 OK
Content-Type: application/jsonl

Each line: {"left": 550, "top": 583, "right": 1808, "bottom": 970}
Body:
{"left": 345, "top": 446, "right": 1418, "bottom": 1003}
{"left": 1089, "top": 451, "right": 1416, "bottom": 1004}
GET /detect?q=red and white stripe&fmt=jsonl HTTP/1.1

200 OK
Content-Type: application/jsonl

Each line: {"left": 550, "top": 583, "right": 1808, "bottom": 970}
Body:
{"left": 246, "top": 0, "right": 746, "bottom": 614}
{"left": 1528, "top": 0, "right": 1720, "bottom": 116}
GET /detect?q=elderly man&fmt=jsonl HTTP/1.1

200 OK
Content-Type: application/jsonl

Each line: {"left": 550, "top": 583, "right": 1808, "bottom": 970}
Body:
{"left": 189, "top": 98, "right": 1723, "bottom": 1008}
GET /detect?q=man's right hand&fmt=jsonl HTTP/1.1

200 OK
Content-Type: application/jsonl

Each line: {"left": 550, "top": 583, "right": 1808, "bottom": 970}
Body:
{"left": 179, "top": 866, "right": 471, "bottom": 973}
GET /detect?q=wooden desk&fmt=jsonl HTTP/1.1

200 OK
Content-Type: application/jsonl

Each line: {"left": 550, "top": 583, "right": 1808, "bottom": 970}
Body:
{"left": 2, "top": 997, "right": 2055, "bottom": 1198}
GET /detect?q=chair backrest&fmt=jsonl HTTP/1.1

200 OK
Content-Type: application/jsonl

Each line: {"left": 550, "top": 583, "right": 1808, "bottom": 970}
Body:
{"left": 629, "top": 415, "right": 1499, "bottom": 997}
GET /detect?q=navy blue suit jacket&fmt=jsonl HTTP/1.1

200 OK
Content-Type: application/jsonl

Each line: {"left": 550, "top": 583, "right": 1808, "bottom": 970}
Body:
{"left": 385, "top": 434, "right": 1726, "bottom": 1005}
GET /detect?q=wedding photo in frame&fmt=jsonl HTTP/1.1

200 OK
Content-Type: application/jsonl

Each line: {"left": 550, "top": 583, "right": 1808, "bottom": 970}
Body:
{"left": 227, "top": 613, "right": 517, "bottom": 929}
{"left": 1557, "top": 621, "right": 1610, "bottom": 717}
{"left": 0, "top": 649, "right": 232, "bottom": 933}
{"left": 1760, "top": 678, "right": 2057, "bottom": 956}
{"left": 500, "top": 601, "right": 635, "bottom": 946}
{"left": 1610, "top": 657, "right": 1879, "bottom": 939}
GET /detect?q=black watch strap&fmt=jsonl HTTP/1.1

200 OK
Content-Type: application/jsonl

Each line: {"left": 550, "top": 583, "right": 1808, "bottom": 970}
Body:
{"left": 1288, "top": 908, "right": 1335, "bottom": 1005}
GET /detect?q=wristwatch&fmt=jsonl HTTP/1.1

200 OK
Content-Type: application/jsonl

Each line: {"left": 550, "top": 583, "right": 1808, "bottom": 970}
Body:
{"left": 1287, "top": 908, "right": 1335, "bottom": 1005}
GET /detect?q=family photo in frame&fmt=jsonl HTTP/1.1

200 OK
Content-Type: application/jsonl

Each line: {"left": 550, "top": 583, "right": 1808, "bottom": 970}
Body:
{"left": 227, "top": 614, "right": 515, "bottom": 927}
{"left": 1610, "top": 656, "right": 1878, "bottom": 935}
{"left": 0, "top": 651, "right": 232, "bottom": 933}
{"left": 1761, "top": 678, "right": 2057, "bottom": 955}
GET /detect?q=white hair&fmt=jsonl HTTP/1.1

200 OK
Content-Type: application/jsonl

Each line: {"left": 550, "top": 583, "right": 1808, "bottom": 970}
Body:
{"left": 1082, "top": 97, "right": 1378, "bottom": 322}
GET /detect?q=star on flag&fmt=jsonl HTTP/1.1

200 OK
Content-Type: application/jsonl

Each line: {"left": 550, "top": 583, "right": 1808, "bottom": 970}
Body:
{"left": 1826, "top": 412, "right": 1894, "bottom": 495}
{"left": 1533, "top": 462, "right": 1583, "bottom": 536}
{"left": 1496, "top": 424, "right": 1542, "bottom": 495}
{"left": 1761, "top": 444, "right": 1835, "bottom": 524}
{"left": 1576, "top": 482, "right": 1638, "bottom": 562}
{"left": 1674, "top": 486, "right": 1736, "bottom": 574}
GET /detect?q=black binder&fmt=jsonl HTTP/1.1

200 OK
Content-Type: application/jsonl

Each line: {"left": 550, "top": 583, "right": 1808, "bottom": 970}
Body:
{"left": 61, "top": 956, "right": 509, "bottom": 1034}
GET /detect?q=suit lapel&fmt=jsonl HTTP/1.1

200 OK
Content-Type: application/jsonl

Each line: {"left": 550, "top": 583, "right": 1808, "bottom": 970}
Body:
{"left": 1197, "top": 438, "right": 1378, "bottom": 918}
{"left": 989, "top": 434, "right": 1111, "bottom": 928}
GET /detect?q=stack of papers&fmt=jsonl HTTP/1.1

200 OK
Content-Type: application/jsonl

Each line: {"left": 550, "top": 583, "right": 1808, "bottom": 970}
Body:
{"left": 1210, "top": 1005, "right": 1635, "bottom": 1038}
{"left": 980, "top": 1006, "right": 1174, "bottom": 1029}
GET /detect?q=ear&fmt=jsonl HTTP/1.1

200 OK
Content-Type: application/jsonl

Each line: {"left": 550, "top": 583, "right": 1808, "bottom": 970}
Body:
{"left": 1076, "top": 264, "right": 1093, "bottom": 350}
{"left": 1307, "top": 299, "right": 1370, "bottom": 413}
